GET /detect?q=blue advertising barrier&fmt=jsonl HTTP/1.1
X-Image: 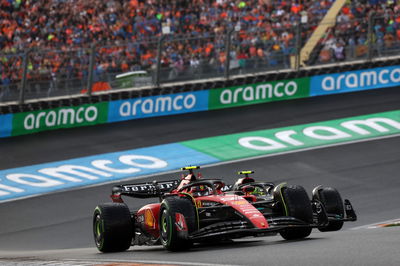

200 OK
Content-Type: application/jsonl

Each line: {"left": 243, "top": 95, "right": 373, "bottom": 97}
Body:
{"left": 108, "top": 90, "right": 209, "bottom": 122}
{"left": 0, "top": 114, "right": 13, "bottom": 138}
{"left": 310, "top": 65, "right": 400, "bottom": 96}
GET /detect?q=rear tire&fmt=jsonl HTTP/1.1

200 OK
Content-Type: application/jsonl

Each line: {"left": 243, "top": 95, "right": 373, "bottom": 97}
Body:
{"left": 274, "top": 184, "right": 313, "bottom": 240}
{"left": 313, "top": 187, "right": 344, "bottom": 232}
{"left": 160, "top": 196, "right": 196, "bottom": 251}
{"left": 93, "top": 203, "right": 133, "bottom": 252}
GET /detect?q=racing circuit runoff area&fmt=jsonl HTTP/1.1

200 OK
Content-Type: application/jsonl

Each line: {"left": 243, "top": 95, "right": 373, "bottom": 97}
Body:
{"left": 0, "top": 86, "right": 400, "bottom": 266}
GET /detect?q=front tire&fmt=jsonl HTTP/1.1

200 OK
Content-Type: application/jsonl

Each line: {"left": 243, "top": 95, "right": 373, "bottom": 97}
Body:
{"left": 93, "top": 203, "right": 133, "bottom": 252}
{"left": 274, "top": 184, "right": 313, "bottom": 240}
{"left": 160, "top": 196, "right": 196, "bottom": 251}
{"left": 313, "top": 186, "right": 345, "bottom": 232}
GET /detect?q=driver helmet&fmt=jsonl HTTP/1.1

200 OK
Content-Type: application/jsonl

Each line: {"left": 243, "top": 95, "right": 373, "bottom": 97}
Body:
{"left": 190, "top": 185, "right": 210, "bottom": 196}
{"left": 234, "top": 177, "right": 255, "bottom": 191}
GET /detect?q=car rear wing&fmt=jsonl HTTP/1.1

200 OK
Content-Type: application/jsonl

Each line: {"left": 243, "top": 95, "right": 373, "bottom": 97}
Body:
{"left": 111, "top": 180, "right": 180, "bottom": 199}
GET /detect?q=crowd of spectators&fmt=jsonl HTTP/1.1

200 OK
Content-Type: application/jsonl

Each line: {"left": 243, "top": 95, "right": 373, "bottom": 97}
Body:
{"left": 317, "top": 0, "right": 400, "bottom": 64}
{"left": 1, "top": 0, "right": 336, "bottom": 92}
{"left": 1, "top": 0, "right": 400, "bottom": 97}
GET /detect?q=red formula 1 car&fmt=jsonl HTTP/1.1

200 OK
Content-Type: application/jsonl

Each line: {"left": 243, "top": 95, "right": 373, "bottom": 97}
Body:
{"left": 93, "top": 166, "right": 357, "bottom": 252}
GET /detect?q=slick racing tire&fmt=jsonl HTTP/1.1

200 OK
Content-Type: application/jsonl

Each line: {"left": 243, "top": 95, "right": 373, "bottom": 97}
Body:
{"left": 274, "top": 184, "right": 313, "bottom": 240}
{"left": 93, "top": 203, "right": 133, "bottom": 252}
{"left": 160, "top": 196, "right": 197, "bottom": 251}
{"left": 313, "top": 186, "right": 345, "bottom": 232}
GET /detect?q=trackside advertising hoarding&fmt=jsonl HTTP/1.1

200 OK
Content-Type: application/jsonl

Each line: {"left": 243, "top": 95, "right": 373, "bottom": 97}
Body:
{"left": 310, "top": 65, "right": 400, "bottom": 96}
{"left": 108, "top": 90, "right": 209, "bottom": 122}
{"left": 208, "top": 77, "right": 310, "bottom": 110}
{"left": 11, "top": 102, "right": 109, "bottom": 137}
{"left": 0, "top": 114, "right": 13, "bottom": 137}
{"left": 1, "top": 64, "right": 400, "bottom": 138}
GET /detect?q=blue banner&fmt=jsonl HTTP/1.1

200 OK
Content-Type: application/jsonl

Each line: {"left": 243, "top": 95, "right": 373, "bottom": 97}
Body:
{"left": 0, "top": 114, "right": 13, "bottom": 138}
{"left": 0, "top": 143, "right": 219, "bottom": 202}
{"left": 310, "top": 65, "right": 400, "bottom": 96}
{"left": 108, "top": 90, "right": 209, "bottom": 122}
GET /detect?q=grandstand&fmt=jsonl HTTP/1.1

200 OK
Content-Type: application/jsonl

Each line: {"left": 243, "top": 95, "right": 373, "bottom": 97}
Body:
{"left": 1, "top": 0, "right": 400, "bottom": 105}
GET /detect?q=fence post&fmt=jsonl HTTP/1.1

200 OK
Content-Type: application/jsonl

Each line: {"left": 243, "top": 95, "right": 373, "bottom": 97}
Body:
{"left": 155, "top": 35, "right": 165, "bottom": 87}
{"left": 19, "top": 49, "right": 30, "bottom": 105}
{"left": 86, "top": 43, "right": 96, "bottom": 96}
{"left": 224, "top": 28, "right": 234, "bottom": 80}
{"left": 294, "top": 22, "right": 302, "bottom": 70}
{"left": 367, "top": 12, "right": 375, "bottom": 61}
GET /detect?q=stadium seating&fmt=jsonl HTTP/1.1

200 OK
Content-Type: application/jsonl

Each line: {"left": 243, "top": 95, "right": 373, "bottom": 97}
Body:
{"left": 1, "top": 0, "right": 399, "bottom": 104}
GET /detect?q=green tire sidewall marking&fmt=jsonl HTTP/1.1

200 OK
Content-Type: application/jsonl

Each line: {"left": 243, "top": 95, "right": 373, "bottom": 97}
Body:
{"left": 94, "top": 206, "right": 104, "bottom": 249}
{"left": 278, "top": 183, "right": 289, "bottom": 216}
{"left": 161, "top": 201, "right": 172, "bottom": 246}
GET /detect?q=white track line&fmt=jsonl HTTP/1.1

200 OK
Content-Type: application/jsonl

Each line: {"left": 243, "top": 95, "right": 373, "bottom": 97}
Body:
{"left": 0, "top": 258, "right": 241, "bottom": 266}
{"left": 68, "top": 258, "right": 241, "bottom": 266}
{"left": 351, "top": 218, "right": 400, "bottom": 230}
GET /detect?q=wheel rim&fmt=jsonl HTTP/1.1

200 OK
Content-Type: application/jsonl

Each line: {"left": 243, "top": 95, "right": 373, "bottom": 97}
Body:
{"left": 162, "top": 216, "right": 167, "bottom": 232}
{"left": 160, "top": 210, "right": 169, "bottom": 244}
{"left": 96, "top": 217, "right": 101, "bottom": 235}
{"left": 93, "top": 213, "right": 103, "bottom": 248}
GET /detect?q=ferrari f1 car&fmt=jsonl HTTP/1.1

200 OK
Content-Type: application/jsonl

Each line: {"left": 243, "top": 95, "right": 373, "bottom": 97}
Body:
{"left": 93, "top": 166, "right": 357, "bottom": 252}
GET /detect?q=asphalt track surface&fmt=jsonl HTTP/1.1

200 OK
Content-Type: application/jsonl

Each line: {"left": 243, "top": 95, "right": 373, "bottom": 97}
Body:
{"left": 0, "top": 87, "right": 400, "bottom": 265}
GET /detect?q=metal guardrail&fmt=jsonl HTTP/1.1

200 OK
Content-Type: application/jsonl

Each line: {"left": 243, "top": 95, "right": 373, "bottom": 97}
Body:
{"left": 1, "top": 15, "right": 400, "bottom": 105}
